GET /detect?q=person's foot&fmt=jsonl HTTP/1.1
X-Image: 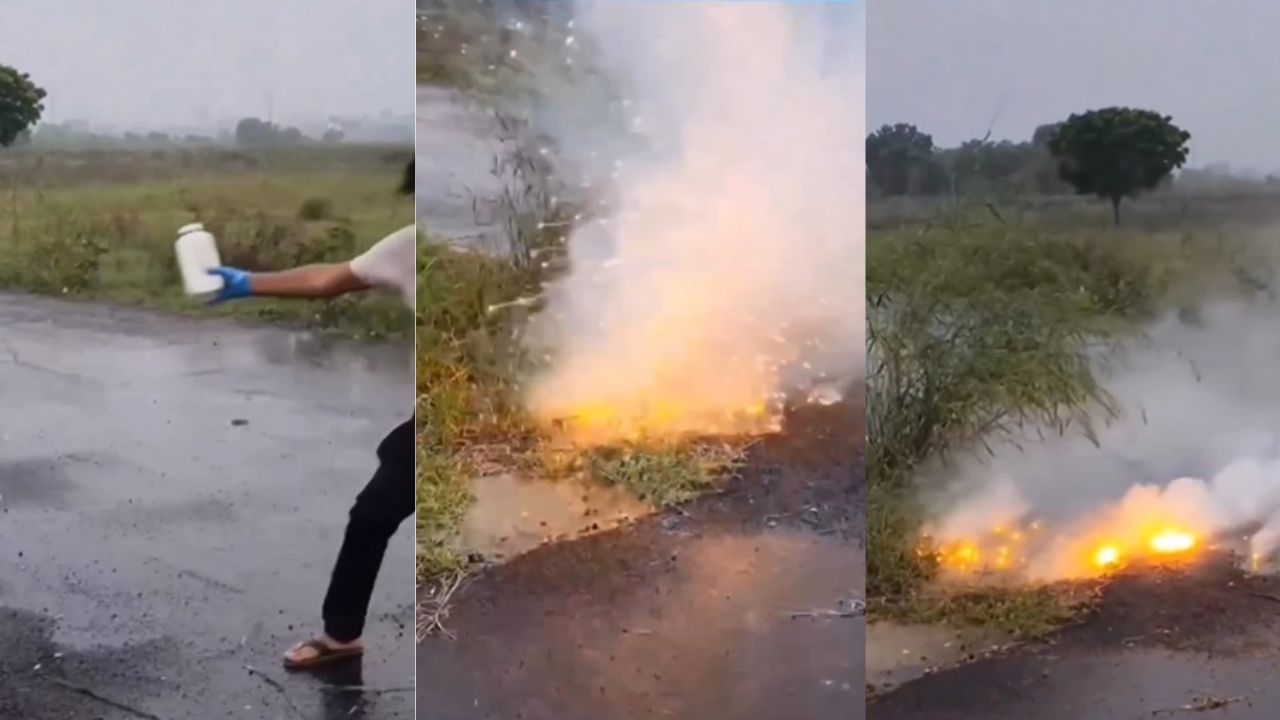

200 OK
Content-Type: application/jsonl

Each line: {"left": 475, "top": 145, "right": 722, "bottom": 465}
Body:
{"left": 282, "top": 634, "right": 364, "bottom": 669}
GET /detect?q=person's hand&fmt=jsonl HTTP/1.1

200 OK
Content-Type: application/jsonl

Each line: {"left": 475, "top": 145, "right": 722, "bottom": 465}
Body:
{"left": 206, "top": 267, "right": 252, "bottom": 305}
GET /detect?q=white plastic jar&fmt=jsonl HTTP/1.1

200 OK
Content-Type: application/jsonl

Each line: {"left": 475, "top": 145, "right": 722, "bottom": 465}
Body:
{"left": 174, "top": 222, "right": 224, "bottom": 300}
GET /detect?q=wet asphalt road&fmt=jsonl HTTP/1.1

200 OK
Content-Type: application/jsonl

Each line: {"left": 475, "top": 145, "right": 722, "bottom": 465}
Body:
{"left": 417, "top": 402, "right": 864, "bottom": 720}
{"left": 0, "top": 293, "right": 415, "bottom": 719}
{"left": 870, "top": 560, "right": 1280, "bottom": 720}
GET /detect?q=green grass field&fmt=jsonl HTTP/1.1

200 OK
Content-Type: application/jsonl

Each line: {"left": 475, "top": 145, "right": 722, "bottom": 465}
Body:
{"left": 0, "top": 145, "right": 414, "bottom": 338}
{"left": 866, "top": 198, "right": 1266, "bottom": 637}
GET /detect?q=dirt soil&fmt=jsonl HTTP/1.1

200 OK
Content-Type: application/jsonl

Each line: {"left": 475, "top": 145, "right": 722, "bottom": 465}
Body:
{"left": 870, "top": 554, "right": 1280, "bottom": 719}
{"left": 417, "top": 399, "right": 865, "bottom": 720}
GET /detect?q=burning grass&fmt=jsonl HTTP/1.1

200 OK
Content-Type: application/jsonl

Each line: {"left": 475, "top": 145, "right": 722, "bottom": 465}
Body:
{"left": 416, "top": 0, "right": 857, "bottom": 589}
{"left": 928, "top": 518, "right": 1202, "bottom": 581}
{"left": 413, "top": 234, "right": 747, "bottom": 583}
{"left": 866, "top": 202, "right": 1254, "bottom": 634}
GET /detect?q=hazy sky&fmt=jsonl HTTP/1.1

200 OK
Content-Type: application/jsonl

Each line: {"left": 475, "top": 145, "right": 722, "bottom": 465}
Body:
{"left": 870, "top": 0, "right": 1280, "bottom": 171}
{"left": 1, "top": 0, "right": 413, "bottom": 130}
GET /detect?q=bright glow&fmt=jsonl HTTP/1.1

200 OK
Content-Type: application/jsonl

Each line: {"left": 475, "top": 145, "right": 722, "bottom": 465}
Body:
{"left": 1094, "top": 545, "right": 1120, "bottom": 568}
{"left": 932, "top": 513, "right": 1205, "bottom": 581}
{"left": 1149, "top": 530, "right": 1196, "bottom": 554}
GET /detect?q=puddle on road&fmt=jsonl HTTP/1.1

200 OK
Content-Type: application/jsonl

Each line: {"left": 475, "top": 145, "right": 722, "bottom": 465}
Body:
{"left": 459, "top": 471, "right": 652, "bottom": 562}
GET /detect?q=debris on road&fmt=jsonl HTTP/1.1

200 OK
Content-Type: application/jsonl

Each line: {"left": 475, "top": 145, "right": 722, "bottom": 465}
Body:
{"left": 418, "top": 570, "right": 469, "bottom": 640}
{"left": 1152, "top": 693, "right": 1245, "bottom": 715}
{"left": 790, "top": 598, "right": 865, "bottom": 620}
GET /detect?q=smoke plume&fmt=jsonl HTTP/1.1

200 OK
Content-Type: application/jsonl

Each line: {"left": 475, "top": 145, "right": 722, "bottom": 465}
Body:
{"left": 925, "top": 299, "right": 1280, "bottom": 579}
{"left": 520, "top": 1, "right": 864, "bottom": 444}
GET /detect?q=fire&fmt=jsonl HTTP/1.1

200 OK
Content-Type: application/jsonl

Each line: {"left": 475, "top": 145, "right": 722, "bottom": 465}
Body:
{"left": 932, "top": 518, "right": 1204, "bottom": 581}
{"left": 1150, "top": 530, "right": 1196, "bottom": 554}
{"left": 516, "top": 6, "right": 862, "bottom": 448}
{"left": 546, "top": 396, "right": 785, "bottom": 445}
{"left": 1093, "top": 545, "right": 1120, "bottom": 568}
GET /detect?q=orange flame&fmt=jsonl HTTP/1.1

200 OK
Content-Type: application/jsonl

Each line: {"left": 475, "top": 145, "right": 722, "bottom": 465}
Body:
{"left": 933, "top": 520, "right": 1202, "bottom": 581}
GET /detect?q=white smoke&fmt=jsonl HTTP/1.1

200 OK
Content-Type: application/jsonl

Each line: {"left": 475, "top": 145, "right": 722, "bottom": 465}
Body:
{"left": 926, "top": 299, "right": 1280, "bottom": 575}
{"left": 520, "top": 1, "right": 864, "bottom": 442}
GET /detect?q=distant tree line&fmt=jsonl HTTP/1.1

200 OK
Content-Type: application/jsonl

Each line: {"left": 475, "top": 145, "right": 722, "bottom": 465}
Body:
{"left": 868, "top": 107, "right": 1193, "bottom": 225}
{"left": 7, "top": 118, "right": 347, "bottom": 151}
{"left": 233, "top": 117, "right": 306, "bottom": 146}
{"left": 1, "top": 61, "right": 382, "bottom": 153}
{"left": 866, "top": 122, "right": 1071, "bottom": 199}
{"left": 23, "top": 123, "right": 221, "bottom": 148}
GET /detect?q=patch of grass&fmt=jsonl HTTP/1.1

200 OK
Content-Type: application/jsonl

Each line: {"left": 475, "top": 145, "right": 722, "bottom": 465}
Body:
{"left": 866, "top": 203, "right": 1253, "bottom": 630}
{"left": 0, "top": 146, "right": 414, "bottom": 339}
{"left": 586, "top": 442, "right": 743, "bottom": 507}
{"left": 883, "top": 582, "right": 1103, "bottom": 640}
{"left": 415, "top": 449, "right": 472, "bottom": 580}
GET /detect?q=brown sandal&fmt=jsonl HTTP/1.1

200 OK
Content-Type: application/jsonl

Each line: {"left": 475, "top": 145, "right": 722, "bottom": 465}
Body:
{"left": 282, "top": 638, "right": 363, "bottom": 670}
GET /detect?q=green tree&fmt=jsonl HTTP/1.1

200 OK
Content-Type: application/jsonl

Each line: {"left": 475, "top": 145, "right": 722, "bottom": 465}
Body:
{"left": 0, "top": 64, "right": 46, "bottom": 147}
{"left": 866, "top": 123, "right": 936, "bottom": 197}
{"left": 1048, "top": 107, "right": 1190, "bottom": 225}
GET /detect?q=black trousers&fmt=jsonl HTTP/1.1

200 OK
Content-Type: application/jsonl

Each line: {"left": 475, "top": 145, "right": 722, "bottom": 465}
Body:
{"left": 322, "top": 417, "right": 415, "bottom": 642}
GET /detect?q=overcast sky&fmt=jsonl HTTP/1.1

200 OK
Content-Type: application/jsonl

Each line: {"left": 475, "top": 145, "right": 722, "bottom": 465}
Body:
{"left": 1, "top": 0, "right": 412, "bottom": 131}
{"left": 870, "top": 0, "right": 1280, "bottom": 171}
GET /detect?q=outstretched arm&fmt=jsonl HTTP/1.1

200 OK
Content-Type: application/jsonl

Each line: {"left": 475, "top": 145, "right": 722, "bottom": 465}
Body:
{"left": 207, "top": 225, "right": 413, "bottom": 305}
{"left": 208, "top": 262, "right": 368, "bottom": 303}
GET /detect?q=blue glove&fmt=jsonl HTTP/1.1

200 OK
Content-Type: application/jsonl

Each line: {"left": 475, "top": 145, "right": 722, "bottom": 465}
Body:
{"left": 206, "top": 267, "right": 253, "bottom": 305}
